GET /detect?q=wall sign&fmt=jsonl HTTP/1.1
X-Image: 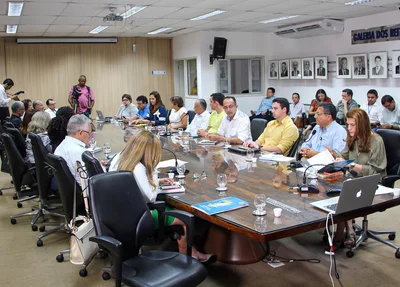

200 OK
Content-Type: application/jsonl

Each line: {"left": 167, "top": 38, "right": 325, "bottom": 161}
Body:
{"left": 352, "top": 24, "right": 400, "bottom": 45}
{"left": 152, "top": 70, "right": 166, "bottom": 75}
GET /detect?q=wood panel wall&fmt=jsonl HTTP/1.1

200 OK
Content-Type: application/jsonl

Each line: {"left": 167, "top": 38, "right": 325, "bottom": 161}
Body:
{"left": 0, "top": 39, "right": 6, "bottom": 81}
{"left": 1, "top": 37, "right": 174, "bottom": 116}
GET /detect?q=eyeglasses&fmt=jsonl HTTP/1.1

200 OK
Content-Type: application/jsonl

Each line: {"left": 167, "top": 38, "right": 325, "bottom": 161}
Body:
{"left": 315, "top": 112, "right": 328, "bottom": 116}
{"left": 80, "top": 130, "right": 91, "bottom": 135}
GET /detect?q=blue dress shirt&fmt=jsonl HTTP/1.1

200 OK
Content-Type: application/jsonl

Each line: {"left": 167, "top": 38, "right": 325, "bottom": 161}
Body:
{"left": 301, "top": 121, "right": 347, "bottom": 153}
{"left": 256, "top": 96, "right": 275, "bottom": 115}
{"left": 137, "top": 104, "right": 150, "bottom": 119}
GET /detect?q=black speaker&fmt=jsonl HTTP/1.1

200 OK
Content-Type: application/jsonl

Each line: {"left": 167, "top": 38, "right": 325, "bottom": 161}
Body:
{"left": 213, "top": 37, "right": 227, "bottom": 60}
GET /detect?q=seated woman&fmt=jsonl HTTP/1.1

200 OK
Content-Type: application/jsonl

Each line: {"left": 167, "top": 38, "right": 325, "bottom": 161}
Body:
{"left": 329, "top": 108, "right": 387, "bottom": 248}
{"left": 26, "top": 111, "right": 52, "bottom": 164}
{"left": 20, "top": 110, "right": 36, "bottom": 138}
{"left": 303, "top": 89, "right": 332, "bottom": 136}
{"left": 168, "top": 96, "right": 187, "bottom": 130}
{"left": 115, "top": 94, "right": 138, "bottom": 119}
{"left": 47, "top": 106, "right": 75, "bottom": 152}
{"left": 109, "top": 130, "right": 213, "bottom": 262}
{"left": 131, "top": 91, "right": 167, "bottom": 126}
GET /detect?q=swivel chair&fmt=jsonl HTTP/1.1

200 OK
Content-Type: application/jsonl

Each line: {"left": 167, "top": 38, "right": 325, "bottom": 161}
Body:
{"left": 5, "top": 127, "right": 27, "bottom": 158}
{"left": 88, "top": 171, "right": 207, "bottom": 287}
{"left": 288, "top": 131, "right": 302, "bottom": 158}
{"left": 250, "top": 118, "right": 268, "bottom": 141}
{"left": 81, "top": 151, "right": 104, "bottom": 178}
{"left": 187, "top": 110, "right": 196, "bottom": 125}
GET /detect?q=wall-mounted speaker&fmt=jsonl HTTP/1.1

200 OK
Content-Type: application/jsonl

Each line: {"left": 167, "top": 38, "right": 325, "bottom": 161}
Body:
{"left": 212, "top": 37, "right": 227, "bottom": 60}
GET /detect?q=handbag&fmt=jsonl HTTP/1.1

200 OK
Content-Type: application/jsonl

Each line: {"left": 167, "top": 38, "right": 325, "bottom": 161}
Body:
{"left": 69, "top": 161, "right": 99, "bottom": 265}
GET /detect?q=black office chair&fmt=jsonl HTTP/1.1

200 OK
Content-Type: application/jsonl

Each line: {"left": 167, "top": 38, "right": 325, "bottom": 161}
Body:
{"left": 0, "top": 135, "right": 14, "bottom": 196}
{"left": 250, "top": 118, "right": 268, "bottom": 141}
{"left": 346, "top": 129, "right": 400, "bottom": 259}
{"left": 29, "top": 133, "right": 64, "bottom": 235}
{"left": 288, "top": 131, "right": 302, "bottom": 157}
{"left": 81, "top": 151, "right": 104, "bottom": 178}
{"left": 5, "top": 127, "right": 27, "bottom": 158}
{"left": 3, "top": 121, "right": 15, "bottom": 129}
{"left": 187, "top": 110, "right": 196, "bottom": 125}
{"left": 88, "top": 171, "right": 207, "bottom": 287}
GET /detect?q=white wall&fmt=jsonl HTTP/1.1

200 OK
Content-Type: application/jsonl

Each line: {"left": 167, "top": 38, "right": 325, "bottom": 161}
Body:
{"left": 173, "top": 10, "right": 400, "bottom": 113}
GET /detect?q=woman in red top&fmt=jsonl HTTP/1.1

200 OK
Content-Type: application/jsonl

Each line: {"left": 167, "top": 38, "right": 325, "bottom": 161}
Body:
{"left": 306, "top": 89, "right": 332, "bottom": 128}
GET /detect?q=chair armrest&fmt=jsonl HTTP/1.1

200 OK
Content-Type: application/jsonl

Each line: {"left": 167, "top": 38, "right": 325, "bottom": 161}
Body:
{"left": 381, "top": 175, "right": 400, "bottom": 188}
{"left": 147, "top": 201, "right": 166, "bottom": 243}
{"left": 164, "top": 210, "right": 195, "bottom": 256}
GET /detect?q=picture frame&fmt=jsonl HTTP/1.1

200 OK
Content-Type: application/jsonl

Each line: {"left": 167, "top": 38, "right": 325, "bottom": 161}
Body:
{"left": 301, "top": 57, "right": 314, "bottom": 79}
{"left": 369, "top": 51, "right": 387, "bottom": 79}
{"left": 290, "top": 58, "right": 302, "bottom": 79}
{"left": 337, "top": 55, "right": 352, "bottom": 79}
{"left": 315, "top": 56, "right": 328, "bottom": 80}
{"left": 279, "top": 60, "right": 289, "bottom": 80}
{"left": 269, "top": 60, "right": 279, "bottom": 79}
{"left": 351, "top": 53, "right": 368, "bottom": 79}
{"left": 392, "top": 50, "right": 400, "bottom": 78}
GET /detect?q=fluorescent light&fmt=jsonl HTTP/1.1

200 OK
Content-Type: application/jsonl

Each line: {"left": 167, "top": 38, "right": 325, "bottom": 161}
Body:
{"left": 89, "top": 26, "right": 109, "bottom": 34}
{"left": 190, "top": 10, "right": 225, "bottom": 21}
{"left": 259, "top": 15, "right": 299, "bottom": 24}
{"left": 7, "top": 25, "right": 18, "bottom": 33}
{"left": 147, "top": 27, "right": 171, "bottom": 35}
{"left": 120, "top": 6, "right": 147, "bottom": 19}
{"left": 8, "top": 2, "right": 24, "bottom": 16}
{"left": 345, "top": 0, "right": 374, "bottom": 6}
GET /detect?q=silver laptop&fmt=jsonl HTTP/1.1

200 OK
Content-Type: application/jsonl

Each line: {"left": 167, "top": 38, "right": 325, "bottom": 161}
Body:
{"left": 96, "top": 110, "right": 105, "bottom": 121}
{"left": 310, "top": 174, "right": 380, "bottom": 214}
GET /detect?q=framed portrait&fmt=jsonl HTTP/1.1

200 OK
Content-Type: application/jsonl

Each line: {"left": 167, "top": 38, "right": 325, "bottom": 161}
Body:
{"left": 369, "top": 51, "right": 387, "bottom": 79}
{"left": 392, "top": 50, "right": 400, "bottom": 78}
{"left": 315, "top": 56, "right": 328, "bottom": 80}
{"left": 336, "top": 55, "right": 352, "bottom": 79}
{"left": 269, "top": 60, "right": 279, "bottom": 79}
{"left": 351, "top": 53, "right": 368, "bottom": 79}
{"left": 301, "top": 57, "right": 314, "bottom": 79}
{"left": 290, "top": 58, "right": 302, "bottom": 79}
{"left": 279, "top": 60, "right": 289, "bottom": 80}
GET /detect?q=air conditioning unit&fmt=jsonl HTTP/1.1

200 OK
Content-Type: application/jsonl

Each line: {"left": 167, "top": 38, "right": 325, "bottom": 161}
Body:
{"left": 274, "top": 19, "right": 344, "bottom": 39}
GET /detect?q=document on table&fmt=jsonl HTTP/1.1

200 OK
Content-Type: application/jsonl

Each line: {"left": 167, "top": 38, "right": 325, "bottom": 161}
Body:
{"left": 156, "top": 159, "right": 188, "bottom": 169}
{"left": 375, "top": 185, "right": 398, "bottom": 195}
{"left": 259, "top": 153, "right": 295, "bottom": 162}
{"left": 157, "top": 183, "right": 185, "bottom": 194}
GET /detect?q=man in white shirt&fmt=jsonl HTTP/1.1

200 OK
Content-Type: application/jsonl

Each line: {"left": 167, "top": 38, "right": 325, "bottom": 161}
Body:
{"left": 0, "top": 78, "right": 19, "bottom": 122}
{"left": 379, "top": 95, "right": 400, "bottom": 130}
{"left": 289, "top": 93, "right": 306, "bottom": 119}
{"left": 45, "top": 98, "right": 58, "bottom": 119}
{"left": 186, "top": 99, "right": 210, "bottom": 136}
{"left": 208, "top": 96, "right": 251, "bottom": 145}
{"left": 361, "top": 89, "right": 382, "bottom": 127}
{"left": 55, "top": 114, "right": 92, "bottom": 185}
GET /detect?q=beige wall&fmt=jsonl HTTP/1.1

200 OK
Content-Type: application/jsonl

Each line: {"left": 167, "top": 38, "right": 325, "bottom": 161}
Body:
{"left": 1, "top": 37, "right": 174, "bottom": 116}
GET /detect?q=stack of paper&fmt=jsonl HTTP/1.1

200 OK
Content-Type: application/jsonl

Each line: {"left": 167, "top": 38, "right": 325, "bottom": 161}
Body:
{"left": 259, "top": 153, "right": 295, "bottom": 162}
{"left": 158, "top": 183, "right": 185, "bottom": 194}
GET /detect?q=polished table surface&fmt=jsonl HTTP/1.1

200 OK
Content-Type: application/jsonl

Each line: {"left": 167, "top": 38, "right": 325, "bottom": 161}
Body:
{"left": 94, "top": 122, "right": 400, "bottom": 243}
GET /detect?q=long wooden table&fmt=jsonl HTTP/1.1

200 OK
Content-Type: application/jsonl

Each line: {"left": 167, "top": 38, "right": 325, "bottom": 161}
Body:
{"left": 95, "top": 122, "right": 400, "bottom": 264}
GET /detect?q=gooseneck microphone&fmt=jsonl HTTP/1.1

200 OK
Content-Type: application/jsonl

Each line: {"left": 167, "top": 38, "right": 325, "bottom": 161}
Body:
{"left": 162, "top": 147, "right": 189, "bottom": 175}
{"left": 298, "top": 163, "right": 336, "bottom": 193}
{"left": 304, "top": 130, "right": 317, "bottom": 143}
{"left": 291, "top": 130, "right": 317, "bottom": 166}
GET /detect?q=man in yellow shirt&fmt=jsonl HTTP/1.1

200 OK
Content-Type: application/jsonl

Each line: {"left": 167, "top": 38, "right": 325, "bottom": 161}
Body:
{"left": 198, "top": 93, "right": 225, "bottom": 136}
{"left": 244, "top": 98, "right": 299, "bottom": 156}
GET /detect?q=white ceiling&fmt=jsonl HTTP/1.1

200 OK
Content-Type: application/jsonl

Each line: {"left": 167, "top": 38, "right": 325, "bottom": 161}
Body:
{"left": 0, "top": 0, "right": 398, "bottom": 37}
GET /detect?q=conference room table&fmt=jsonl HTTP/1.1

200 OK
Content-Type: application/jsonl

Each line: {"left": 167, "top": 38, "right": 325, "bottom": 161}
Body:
{"left": 94, "top": 122, "right": 400, "bottom": 264}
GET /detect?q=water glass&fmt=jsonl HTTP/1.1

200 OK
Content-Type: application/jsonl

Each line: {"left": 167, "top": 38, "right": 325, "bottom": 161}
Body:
{"left": 182, "top": 136, "right": 189, "bottom": 145}
{"left": 254, "top": 217, "right": 268, "bottom": 232}
{"left": 253, "top": 194, "right": 267, "bottom": 216}
{"left": 246, "top": 149, "right": 255, "bottom": 161}
{"left": 178, "top": 128, "right": 183, "bottom": 136}
{"left": 103, "top": 142, "right": 111, "bottom": 159}
{"left": 176, "top": 163, "right": 186, "bottom": 178}
{"left": 216, "top": 173, "right": 227, "bottom": 188}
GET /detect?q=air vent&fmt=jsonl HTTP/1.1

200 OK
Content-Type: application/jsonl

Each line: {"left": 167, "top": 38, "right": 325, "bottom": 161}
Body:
{"left": 275, "top": 29, "right": 296, "bottom": 35}
{"left": 296, "top": 24, "right": 321, "bottom": 32}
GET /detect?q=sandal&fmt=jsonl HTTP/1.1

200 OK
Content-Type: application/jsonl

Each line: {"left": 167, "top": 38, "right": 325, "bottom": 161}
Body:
{"left": 325, "top": 239, "right": 344, "bottom": 252}
{"left": 344, "top": 233, "right": 356, "bottom": 249}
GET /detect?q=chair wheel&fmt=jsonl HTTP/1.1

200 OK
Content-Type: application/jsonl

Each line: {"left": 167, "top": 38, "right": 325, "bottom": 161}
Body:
{"left": 10, "top": 218, "right": 17, "bottom": 225}
{"left": 39, "top": 225, "right": 45, "bottom": 232}
{"left": 102, "top": 272, "right": 111, "bottom": 280}
{"left": 346, "top": 250, "right": 354, "bottom": 258}
{"left": 36, "top": 239, "right": 43, "bottom": 247}
{"left": 56, "top": 254, "right": 64, "bottom": 262}
{"left": 13, "top": 194, "right": 18, "bottom": 200}
{"left": 0, "top": 190, "right": 3, "bottom": 195}
{"left": 79, "top": 268, "right": 88, "bottom": 277}
{"left": 17, "top": 202, "right": 23, "bottom": 208}
{"left": 32, "top": 225, "right": 38, "bottom": 231}
{"left": 395, "top": 249, "right": 400, "bottom": 259}
{"left": 389, "top": 233, "right": 396, "bottom": 240}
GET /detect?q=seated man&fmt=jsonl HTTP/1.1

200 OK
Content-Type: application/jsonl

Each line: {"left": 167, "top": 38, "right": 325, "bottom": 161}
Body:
{"left": 186, "top": 99, "right": 210, "bottom": 136}
{"left": 9, "top": 101, "right": 25, "bottom": 129}
{"left": 336, "top": 88, "right": 358, "bottom": 125}
{"left": 198, "top": 93, "right": 225, "bottom": 137}
{"left": 249, "top": 87, "right": 275, "bottom": 121}
{"left": 245, "top": 98, "right": 299, "bottom": 156}
{"left": 45, "top": 98, "right": 58, "bottom": 119}
{"left": 290, "top": 92, "right": 306, "bottom": 127}
{"left": 301, "top": 103, "right": 347, "bottom": 158}
{"left": 361, "top": 89, "right": 382, "bottom": 127}
{"left": 54, "top": 114, "right": 92, "bottom": 184}
{"left": 208, "top": 96, "right": 251, "bottom": 145}
{"left": 125, "top": 95, "right": 149, "bottom": 123}
{"left": 33, "top": 100, "right": 45, "bottom": 112}
{"left": 379, "top": 95, "right": 400, "bottom": 130}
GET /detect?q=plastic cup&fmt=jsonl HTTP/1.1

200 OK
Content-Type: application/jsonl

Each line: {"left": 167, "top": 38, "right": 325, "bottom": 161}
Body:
{"left": 168, "top": 173, "right": 174, "bottom": 179}
{"left": 273, "top": 208, "right": 282, "bottom": 218}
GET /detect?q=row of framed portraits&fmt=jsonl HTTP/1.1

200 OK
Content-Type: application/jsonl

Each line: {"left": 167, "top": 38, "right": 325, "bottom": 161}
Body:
{"left": 269, "top": 50, "right": 400, "bottom": 80}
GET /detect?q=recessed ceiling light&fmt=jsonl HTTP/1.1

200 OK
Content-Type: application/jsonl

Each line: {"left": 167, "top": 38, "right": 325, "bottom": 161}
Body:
{"left": 147, "top": 27, "right": 171, "bottom": 35}
{"left": 89, "top": 26, "right": 109, "bottom": 34}
{"left": 345, "top": 0, "right": 375, "bottom": 6}
{"left": 190, "top": 10, "right": 226, "bottom": 21}
{"left": 8, "top": 2, "right": 24, "bottom": 17}
{"left": 7, "top": 25, "right": 18, "bottom": 33}
{"left": 259, "top": 15, "right": 299, "bottom": 24}
{"left": 120, "top": 6, "right": 147, "bottom": 19}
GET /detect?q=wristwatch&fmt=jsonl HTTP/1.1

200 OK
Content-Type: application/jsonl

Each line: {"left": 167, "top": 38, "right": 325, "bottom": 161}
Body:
{"left": 350, "top": 162, "right": 356, "bottom": 168}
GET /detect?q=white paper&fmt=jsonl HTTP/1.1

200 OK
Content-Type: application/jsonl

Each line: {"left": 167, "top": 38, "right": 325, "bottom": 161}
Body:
{"left": 306, "top": 149, "right": 334, "bottom": 166}
{"left": 156, "top": 159, "right": 188, "bottom": 169}
{"left": 375, "top": 185, "right": 396, "bottom": 195}
{"left": 259, "top": 153, "right": 295, "bottom": 162}
{"left": 157, "top": 183, "right": 185, "bottom": 194}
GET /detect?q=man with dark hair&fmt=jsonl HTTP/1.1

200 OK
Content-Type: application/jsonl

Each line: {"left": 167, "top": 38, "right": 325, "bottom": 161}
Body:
{"left": 317, "top": 59, "right": 326, "bottom": 76}
{"left": 281, "top": 62, "right": 288, "bottom": 77}
{"left": 339, "top": 57, "right": 349, "bottom": 75}
{"left": 68, "top": 75, "right": 95, "bottom": 117}
{"left": 0, "top": 78, "right": 20, "bottom": 121}
{"left": 198, "top": 93, "right": 225, "bottom": 137}
{"left": 362, "top": 89, "right": 382, "bottom": 126}
{"left": 372, "top": 55, "right": 384, "bottom": 75}
{"left": 354, "top": 57, "right": 366, "bottom": 75}
{"left": 9, "top": 101, "right": 25, "bottom": 129}
{"left": 186, "top": 99, "right": 210, "bottom": 136}
{"left": 245, "top": 98, "right": 298, "bottom": 156}
{"left": 250, "top": 87, "right": 275, "bottom": 121}
{"left": 45, "top": 98, "right": 57, "bottom": 119}
{"left": 127, "top": 95, "right": 149, "bottom": 122}
{"left": 301, "top": 103, "right": 347, "bottom": 158}
{"left": 336, "top": 88, "right": 358, "bottom": 124}
{"left": 379, "top": 95, "right": 400, "bottom": 130}
{"left": 208, "top": 96, "right": 251, "bottom": 145}
{"left": 289, "top": 93, "right": 306, "bottom": 119}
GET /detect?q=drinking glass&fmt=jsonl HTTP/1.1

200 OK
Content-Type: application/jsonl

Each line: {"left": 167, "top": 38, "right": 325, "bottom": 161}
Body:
{"left": 224, "top": 137, "right": 231, "bottom": 148}
{"left": 178, "top": 128, "right": 183, "bottom": 136}
{"left": 103, "top": 142, "right": 111, "bottom": 159}
{"left": 254, "top": 217, "right": 268, "bottom": 232}
{"left": 216, "top": 173, "right": 227, "bottom": 191}
{"left": 176, "top": 163, "right": 186, "bottom": 178}
{"left": 88, "top": 135, "right": 97, "bottom": 153}
{"left": 253, "top": 194, "right": 267, "bottom": 216}
{"left": 182, "top": 136, "right": 189, "bottom": 145}
{"left": 246, "top": 149, "right": 255, "bottom": 161}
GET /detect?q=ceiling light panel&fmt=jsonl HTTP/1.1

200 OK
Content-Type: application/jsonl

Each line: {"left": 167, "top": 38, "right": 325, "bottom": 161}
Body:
{"left": 120, "top": 6, "right": 147, "bottom": 18}
{"left": 191, "top": 10, "right": 226, "bottom": 21}
{"left": 89, "top": 26, "right": 109, "bottom": 34}
{"left": 8, "top": 2, "right": 24, "bottom": 16}
{"left": 345, "top": 0, "right": 375, "bottom": 6}
{"left": 147, "top": 27, "right": 171, "bottom": 34}
{"left": 259, "top": 15, "right": 299, "bottom": 24}
{"left": 6, "top": 25, "right": 18, "bottom": 33}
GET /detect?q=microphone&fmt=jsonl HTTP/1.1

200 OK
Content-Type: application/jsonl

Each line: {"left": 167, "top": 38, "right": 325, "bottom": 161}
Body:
{"left": 290, "top": 130, "right": 317, "bottom": 168}
{"left": 304, "top": 130, "right": 316, "bottom": 143}
{"left": 298, "top": 163, "right": 342, "bottom": 193}
{"left": 162, "top": 147, "right": 189, "bottom": 175}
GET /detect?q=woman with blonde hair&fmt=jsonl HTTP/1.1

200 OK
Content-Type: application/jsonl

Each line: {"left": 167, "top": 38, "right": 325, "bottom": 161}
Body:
{"left": 109, "top": 130, "right": 214, "bottom": 262}
{"left": 26, "top": 111, "right": 51, "bottom": 164}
